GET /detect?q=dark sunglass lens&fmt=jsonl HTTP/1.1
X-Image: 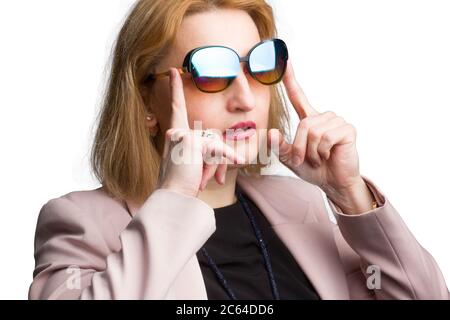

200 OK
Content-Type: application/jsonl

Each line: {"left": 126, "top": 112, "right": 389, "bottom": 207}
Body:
{"left": 190, "top": 47, "right": 240, "bottom": 92}
{"left": 249, "top": 39, "right": 288, "bottom": 85}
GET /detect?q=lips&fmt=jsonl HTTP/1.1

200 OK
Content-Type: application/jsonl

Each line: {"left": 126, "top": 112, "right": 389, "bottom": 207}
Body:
{"left": 223, "top": 121, "right": 256, "bottom": 141}
{"left": 225, "top": 121, "right": 256, "bottom": 132}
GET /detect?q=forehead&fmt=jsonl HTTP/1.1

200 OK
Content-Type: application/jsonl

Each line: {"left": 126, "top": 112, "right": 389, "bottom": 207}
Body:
{"left": 173, "top": 8, "right": 262, "bottom": 59}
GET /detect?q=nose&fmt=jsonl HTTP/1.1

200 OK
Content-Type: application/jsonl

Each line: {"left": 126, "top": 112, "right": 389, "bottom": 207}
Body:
{"left": 224, "top": 64, "right": 256, "bottom": 113}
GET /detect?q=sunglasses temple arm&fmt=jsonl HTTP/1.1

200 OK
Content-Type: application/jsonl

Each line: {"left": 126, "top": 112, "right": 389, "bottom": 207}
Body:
{"left": 148, "top": 67, "right": 188, "bottom": 80}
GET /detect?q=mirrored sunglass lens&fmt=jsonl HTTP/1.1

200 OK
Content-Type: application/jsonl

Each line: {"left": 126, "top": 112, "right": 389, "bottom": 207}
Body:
{"left": 191, "top": 47, "right": 239, "bottom": 92}
{"left": 249, "top": 40, "right": 287, "bottom": 85}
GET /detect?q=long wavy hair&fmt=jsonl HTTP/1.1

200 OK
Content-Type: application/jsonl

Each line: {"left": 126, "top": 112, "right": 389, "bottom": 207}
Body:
{"left": 90, "top": 0, "right": 291, "bottom": 206}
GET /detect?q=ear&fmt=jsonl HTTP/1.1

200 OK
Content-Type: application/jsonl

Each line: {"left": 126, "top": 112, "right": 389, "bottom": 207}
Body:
{"left": 145, "top": 113, "right": 159, "bottom": 137}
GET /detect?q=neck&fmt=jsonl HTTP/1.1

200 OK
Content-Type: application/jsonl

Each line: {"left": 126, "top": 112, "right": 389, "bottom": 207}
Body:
{"left": 197, "top": 168, "right": 239, "bottom": 209}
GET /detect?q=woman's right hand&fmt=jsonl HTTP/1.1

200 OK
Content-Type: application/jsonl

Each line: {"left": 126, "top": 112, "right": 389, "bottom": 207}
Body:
{"left": 156, "top": 68, "right": 245, "bottom": 198}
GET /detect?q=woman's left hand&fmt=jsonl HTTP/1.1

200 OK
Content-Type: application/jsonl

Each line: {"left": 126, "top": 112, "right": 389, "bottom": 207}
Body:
{"left": 268, "top": 59, "right": 375, "bottom": 214}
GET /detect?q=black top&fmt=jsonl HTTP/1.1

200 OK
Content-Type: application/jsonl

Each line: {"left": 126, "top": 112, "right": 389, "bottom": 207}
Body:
{"left": 196, "top": 189, "right": 320, "bottom": 300}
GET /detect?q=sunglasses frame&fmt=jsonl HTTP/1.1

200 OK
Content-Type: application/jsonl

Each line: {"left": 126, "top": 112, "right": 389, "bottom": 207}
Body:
{"left": 144, "top": 38, "right": 288, "bottom": 93}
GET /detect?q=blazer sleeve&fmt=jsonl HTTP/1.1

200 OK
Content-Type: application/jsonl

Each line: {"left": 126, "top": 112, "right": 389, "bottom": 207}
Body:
{"left": 28, "top": 189, "right": 216, "bottom": 300}
{"left": 326, "top": 176, "right": 449, "bottom": 300}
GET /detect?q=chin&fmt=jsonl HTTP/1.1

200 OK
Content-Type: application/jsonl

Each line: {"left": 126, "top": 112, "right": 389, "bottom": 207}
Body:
{"left": 233, "top": 139, "right": 259, "bottom": 160}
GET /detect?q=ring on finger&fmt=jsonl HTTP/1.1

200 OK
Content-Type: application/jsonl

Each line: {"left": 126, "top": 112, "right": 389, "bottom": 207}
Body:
{"left": 199, "top": 129, "right": 223, "bottom": 140}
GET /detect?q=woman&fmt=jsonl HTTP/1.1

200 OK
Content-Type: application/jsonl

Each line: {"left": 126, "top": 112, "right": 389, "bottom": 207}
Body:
{"left": 28, "top": 0, "right": 448, "bottom": 300}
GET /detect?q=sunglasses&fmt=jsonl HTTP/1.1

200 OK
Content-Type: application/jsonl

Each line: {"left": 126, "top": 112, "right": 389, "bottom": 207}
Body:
{"left": 144, "top": 38, "right": 289, "bottom": 93}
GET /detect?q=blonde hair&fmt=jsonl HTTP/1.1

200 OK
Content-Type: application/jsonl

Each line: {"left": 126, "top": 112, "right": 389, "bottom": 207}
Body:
{"left": 90, "top": 0, "right": 291, "bottom": 206}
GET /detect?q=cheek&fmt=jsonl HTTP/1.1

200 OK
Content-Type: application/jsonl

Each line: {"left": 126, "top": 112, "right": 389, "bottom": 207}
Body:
{"left": 184, "top": 95, "right": 215, "bottom": 129}
{"left": 255, "top": 88, "right": 271, "bottom": 126}
{"left": 183, "top": 83, "right": 221, "bottom": 129}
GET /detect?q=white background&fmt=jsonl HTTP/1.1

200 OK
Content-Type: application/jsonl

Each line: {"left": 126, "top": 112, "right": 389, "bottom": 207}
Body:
{"left": 0, "top": 0, "right": 448, "bottom": 299}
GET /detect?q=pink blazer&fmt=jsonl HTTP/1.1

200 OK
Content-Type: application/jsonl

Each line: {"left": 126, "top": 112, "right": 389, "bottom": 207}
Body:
{"left": 28, "top": 172, "right": 449, "bottom": 300}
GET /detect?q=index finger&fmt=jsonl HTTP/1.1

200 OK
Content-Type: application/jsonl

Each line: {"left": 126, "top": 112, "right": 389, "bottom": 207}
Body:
{"left": 282, "top": 59, "right": 319, "bottom": 119}
{"left": 169, "top": 68, "right": 190, "bottom": 130}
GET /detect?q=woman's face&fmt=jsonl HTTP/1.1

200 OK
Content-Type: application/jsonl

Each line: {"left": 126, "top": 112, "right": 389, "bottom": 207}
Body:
{"left": 149, "top": 9, "right": 271, "bottom": 166}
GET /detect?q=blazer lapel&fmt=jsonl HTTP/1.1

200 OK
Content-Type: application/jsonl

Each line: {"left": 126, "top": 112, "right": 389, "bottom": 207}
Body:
{"left": 124, "top": 173, "right": 350, "bottom": 299}
{"left": 237, "top": 173, "right": 350, "bottom": 299}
